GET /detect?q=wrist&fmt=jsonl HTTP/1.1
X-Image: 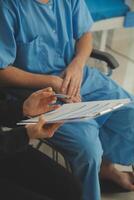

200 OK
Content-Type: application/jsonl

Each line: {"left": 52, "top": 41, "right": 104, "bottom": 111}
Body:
{"left": 72, "top": 56, "right": 85, "bottom": 69}
{"left": 50, "top": 75, "right": 61, "bottom": 86}
{"left": 34, "top": 74, "right": 56, "bottom": 88}
{"left": 26, "top": 124, "right": 36, "bottom": 140}
{"left": 23, "top": 103, "right": 29, "bottom": 117}
{"left": 22, "top": 102, "right": 32, "bottom": 118}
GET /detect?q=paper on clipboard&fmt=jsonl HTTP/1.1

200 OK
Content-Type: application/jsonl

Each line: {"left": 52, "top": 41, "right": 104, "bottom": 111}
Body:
{"left": 17, "top": 98, "right": 131, "bottom": 125}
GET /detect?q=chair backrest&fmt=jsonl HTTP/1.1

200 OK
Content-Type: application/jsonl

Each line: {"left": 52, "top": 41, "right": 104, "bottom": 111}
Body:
{"left": 85, "top": 0, "right": 130, "bottom": 21}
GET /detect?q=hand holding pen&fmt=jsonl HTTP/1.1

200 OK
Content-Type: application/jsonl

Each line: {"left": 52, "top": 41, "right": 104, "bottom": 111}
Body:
{"left": 53, "top": 93, "right": 81, "bottom": 103}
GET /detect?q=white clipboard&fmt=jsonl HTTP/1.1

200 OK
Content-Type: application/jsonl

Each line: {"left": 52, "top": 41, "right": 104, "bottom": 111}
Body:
{"left": 17, "top": 98, "right": 131, "bottom": 125}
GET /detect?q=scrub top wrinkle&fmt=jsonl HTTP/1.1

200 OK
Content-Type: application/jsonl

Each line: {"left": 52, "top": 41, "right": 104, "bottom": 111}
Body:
{"left": 0, "top": 0, "right": 93, "bottom": 74}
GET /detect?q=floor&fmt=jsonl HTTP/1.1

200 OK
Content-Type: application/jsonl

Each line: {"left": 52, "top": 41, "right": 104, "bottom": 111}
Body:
{"left": 102, "top": 192, "right": 134, "bottom": 200}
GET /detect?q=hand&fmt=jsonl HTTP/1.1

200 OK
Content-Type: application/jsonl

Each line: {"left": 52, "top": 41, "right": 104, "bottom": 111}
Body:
{"left": 61, "top": 59, "right": 83, "bottom": 97}
{"left": 71, "top": 95, "right": 82, "bottom": 103}
{"left": 51, "top": 76, "right": 63, "bottom": 93}
{"left": 51, "top": 75, "right": 81, "bottom": 103}
{"left": 23, "top": 87, "right": 59, "bottom": 117}
{"left": 26, "top": 116, "right": 62, "bottom": 139}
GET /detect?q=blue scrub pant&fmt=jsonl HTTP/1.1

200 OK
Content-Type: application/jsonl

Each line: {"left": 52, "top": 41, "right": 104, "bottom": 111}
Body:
{"left": 50, "top": 67, "right": 134, "bottom": 200}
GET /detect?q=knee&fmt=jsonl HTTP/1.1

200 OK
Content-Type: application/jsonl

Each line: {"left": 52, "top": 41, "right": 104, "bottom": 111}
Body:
{"left": 82, "top": 141, "right": 102, "bottom": 166}
{"left": 74, "top": 134, "right": 103, "bottom": 167}
{"left": 126, "top": 106, "right": 134, "bottom": 121}
{"left": 117, "top": 106, "right": 134, "bottom": 132}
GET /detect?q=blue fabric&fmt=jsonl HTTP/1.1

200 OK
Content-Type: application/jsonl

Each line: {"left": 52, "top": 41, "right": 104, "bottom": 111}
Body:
{"left": 124, "top": 11, "right": 134, "bottom": 27}
{"left": 85, "top": 0, "right": 130, "bottom": 21}
{"left": 1, "top": 1, "right": 134, "bottom": 200}
{"left": 50, "top": 118, "right": 103, "bottom": 200}
{"left": 50, "top": 67, "right": 134, "bottom": 200}
{"left": 0, "top": 0, "right": 93, "bottom": 74}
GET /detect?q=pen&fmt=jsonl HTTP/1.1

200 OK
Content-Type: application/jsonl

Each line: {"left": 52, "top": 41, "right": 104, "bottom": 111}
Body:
{"left": 53, "top": 94, "right": 71, "bottom": 99}
{"left": 94, "top": 103, "right": 126, "bottom": 118}
{"left": 94, "top": 108, "right": 112, "bottom": 117}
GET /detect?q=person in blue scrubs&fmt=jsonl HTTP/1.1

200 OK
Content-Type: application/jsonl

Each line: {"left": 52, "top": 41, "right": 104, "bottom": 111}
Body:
{"left": 0, "top": 0, "right": 134, "bottom": 200}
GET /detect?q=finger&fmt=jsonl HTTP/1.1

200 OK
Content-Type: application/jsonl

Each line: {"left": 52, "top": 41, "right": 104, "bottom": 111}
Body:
{"left": 35, "top": 92, "right": 56, "bottom": 106}
{"left": 37, "top": 87, "right": 53, "bottom": 93}
{"left": 50, "top": 123, "right": 62, "bottom": 131}
{"left": 67, "top": 79, "right": 77, "bottom": 96}
{"left": 76, "top": 86, "right": 81, "bottom": 97}
{"left": 76, "top": 95, "right": 81, "bottom": 102}
{"left": 37, "top": 115, "right": 46, "bottom": 128}
{"left": 42, "top": 95, "right": 57, "bottom": 104}
{"left": 76, "top": 93, "right": 81, "bottom": 102}
{"left": 71, "top": 95, "right": 81, "bottom": 103}
{"left": 35, "top": 92, "right": 54, "bottom": 101}
{"left": 48, "top": 104, "right": 61, "bottom": 112}
{"left": 72, "top": 89, "right": 78, "bottom": 97}
{"left": 61, "top": 76, "right": 71, "bottom": 94}
{"left": 79, "top": 95, "right": 82, "bottom": 102}
{"left": 71, "top": 80, "right": 80, "bottom": 97}
{"left": 44, "top": 87, "right": 53, "bottom": 92}
{"left": 60, "top": 97, "right": 73, "bottom": 103}
{"left": 44, "top": 123, "right": 61, "bottom": 138}
{"left": 42, "top": 104, "right": 60, "bottom": 114}
{"left": 48, "top": 124, "right": 62, "bottom": 138}
{"left": 33, "top": 87, "right": 53, "bottom": 96}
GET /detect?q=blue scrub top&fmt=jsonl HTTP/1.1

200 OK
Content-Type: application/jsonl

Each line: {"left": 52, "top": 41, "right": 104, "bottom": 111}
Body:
{"left": 0, "top": 0, "right": 93, "bottom": 75}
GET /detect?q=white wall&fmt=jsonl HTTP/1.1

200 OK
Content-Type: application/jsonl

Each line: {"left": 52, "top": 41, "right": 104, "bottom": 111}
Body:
{"left": 109, "top": 28, "right": 134, "bottom": 94}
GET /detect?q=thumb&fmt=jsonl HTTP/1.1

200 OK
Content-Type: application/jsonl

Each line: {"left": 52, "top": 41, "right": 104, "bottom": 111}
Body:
{"left": 48, "top": 104, "right": 61, "bottom": 112}
{"left": 49, "top": 123, "right": 62, "bottom": 131}
{"left": 42, "top": 87, "right": 53, "bottom": 92}
{"left": 37, "top": 115, "right": 46, "bottom": 128}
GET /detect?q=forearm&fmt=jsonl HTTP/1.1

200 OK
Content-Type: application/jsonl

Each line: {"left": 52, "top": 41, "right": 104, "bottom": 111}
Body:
{"left": 61, "top": 32, "right": 93, "bottom": 96}
{"left": 0, "top": 66, "right": 55, "bottom": 88}
{"left": 74, "top": 32, "right": 93, "bottom": 67}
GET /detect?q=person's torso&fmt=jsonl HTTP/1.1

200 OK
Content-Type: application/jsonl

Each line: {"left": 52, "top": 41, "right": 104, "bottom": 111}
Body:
{"left": 8, "top": 0, "right": 76, "bottom": 75}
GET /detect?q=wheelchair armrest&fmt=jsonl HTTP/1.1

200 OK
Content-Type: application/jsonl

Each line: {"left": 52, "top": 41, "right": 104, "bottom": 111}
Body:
{"left": 90, "top": 49, "right": 119, "bottom": 70}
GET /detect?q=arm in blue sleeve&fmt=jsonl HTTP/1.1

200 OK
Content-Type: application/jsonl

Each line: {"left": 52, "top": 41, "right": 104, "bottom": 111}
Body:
{"left": 72, "top": 0, "right": 94, "bottom": 40}
{"left": 0, "top": 2, "right": 17, "bottom": 68}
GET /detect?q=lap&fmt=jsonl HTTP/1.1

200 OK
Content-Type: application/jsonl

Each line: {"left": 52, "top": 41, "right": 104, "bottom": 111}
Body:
{"left": 4, "top": 67, "right": 134, "bottom": 166}
{"left": 81, "top": 67, "right": 134, "bottom": 102}
{"left": 50, "top": 120, "right": 103, "bottom": 163}
{"left": 51, "top": 67, "right": 134, "bottom": 164}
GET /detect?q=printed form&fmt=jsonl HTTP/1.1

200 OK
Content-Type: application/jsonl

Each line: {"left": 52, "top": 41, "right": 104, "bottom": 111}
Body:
{"left": 18, "top": 98, "right": 131, "bottom": 125}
